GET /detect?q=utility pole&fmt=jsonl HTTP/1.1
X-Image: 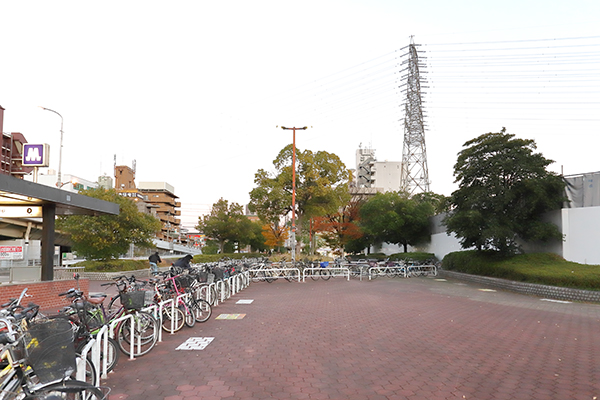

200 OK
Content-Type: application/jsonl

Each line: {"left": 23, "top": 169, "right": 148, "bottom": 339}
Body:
{"left": 399, "top": 37, "right": 430, "bottom": 194}
{"left": 280, "top": 126, "right": 308, "bottom": 262}
{"left": 39, "top": 107, "right": 64, "bottom": 187}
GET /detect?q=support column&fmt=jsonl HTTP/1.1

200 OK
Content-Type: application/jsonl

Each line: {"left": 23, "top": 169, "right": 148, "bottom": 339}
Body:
{"left": 41, "top": 203, "right": 56, "bottom": 281}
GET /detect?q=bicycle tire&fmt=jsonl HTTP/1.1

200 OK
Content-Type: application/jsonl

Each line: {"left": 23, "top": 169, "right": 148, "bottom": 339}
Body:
{"left": 284, "top": 270, "right": 298, "bottom": 282}
{"left": 74, "top": 353, "right": 97, "bottom": 387}
{"left": 370, "top": 268, "right": 378, "bottom": 279}
{"left": 264, "top": 271, "right": 275, "bottom": 283}
{"left": 76, "top": 337, "right": 120, "bottom": 374}
{"left": 106, "top": 294, "right": 121, "bottom": 315}
{"left": 196, "top": 285, "right": 216, "bottom": 306}
{"left": 161, "top": 305, "right": 185, "bottom": 333}
{"left": 189, "top": 298, "right": 212, "bottom": 323}
{"left": 29, "top": 379, "right": 107, "bottom": 400}
{"left": 181, "top": 303, "right": 196, "bottom": 328}
{"left": 117, "top": 311, "right": 158, "bottom": 356}
{"left": 223, "top": 281, "right": 231, "bottom": 297}
{"left": 310, "top": 269, "right": 320, "bottom": 281}
{"left": 321, "top": 269, "right": 331, "bottom": 281}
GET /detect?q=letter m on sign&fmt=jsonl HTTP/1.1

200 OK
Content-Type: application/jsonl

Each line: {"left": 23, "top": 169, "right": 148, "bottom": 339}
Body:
{"left": 22, "top": 144, "right": 49, "bottom": 167}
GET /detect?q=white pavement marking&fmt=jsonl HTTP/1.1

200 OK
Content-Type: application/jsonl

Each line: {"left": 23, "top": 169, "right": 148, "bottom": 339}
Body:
{"left": 176, "top": 337, "right": 215, "bottom": 350}
{"left": 236, "top": 299, "right": 254, "bottom": 304}
{"left": 541, "top": 298, "right": 572, "bottom": 304}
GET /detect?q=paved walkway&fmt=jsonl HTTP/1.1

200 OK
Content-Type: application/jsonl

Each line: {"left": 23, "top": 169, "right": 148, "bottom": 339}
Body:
{"left": 100, "top": 276, "right": 600, "bottom": 400}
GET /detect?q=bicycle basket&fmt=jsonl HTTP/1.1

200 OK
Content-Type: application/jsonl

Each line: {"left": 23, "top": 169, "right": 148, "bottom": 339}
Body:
{"left": 143, "top": 289, "right": 155, "bottom": 307}
{"left": 120, "top": 290, "right": 146, "bottom": 311}
{"left": 196, "top": 271, "right": 208, "bottom": 283}
{"left": 25, "top": 319, "right": 76, "bottom": 384}
{"left": 175, "top": 275, "right": 194, "bottom": 289}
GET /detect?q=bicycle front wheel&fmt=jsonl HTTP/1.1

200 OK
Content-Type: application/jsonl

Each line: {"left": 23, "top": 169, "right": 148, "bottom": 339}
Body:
{"left": 190, "top": 298, "right": 212, "bottom": 323}
{"left": 76, "top": 337, "right": 120, "bottom": 374}
{"left": 161, "top": 305, "right": 185, "bottom": 333}
{"left": 117, "top": 311, "right": 158, "bottom": 357}
{"left": 320, "top": 269, "right": 331, "bottom": 281}
{"left": 181, "top": 303, "right": 196, "bottom": 328}
{"left": 34, "top": 380, "right": 107, "bottom": 400}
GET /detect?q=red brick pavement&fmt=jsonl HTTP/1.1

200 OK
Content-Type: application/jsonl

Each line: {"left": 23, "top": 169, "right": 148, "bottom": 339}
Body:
{"left": 100, "top": 276, "right": 600, "bottom": 400}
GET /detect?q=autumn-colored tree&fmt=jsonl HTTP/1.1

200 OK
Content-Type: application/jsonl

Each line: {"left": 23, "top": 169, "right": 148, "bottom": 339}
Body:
{"left": 261, "top": 223, "right": 289, "bottom": 252}
{"left": 312, "top": 200, "right": 363, "bottom": 256}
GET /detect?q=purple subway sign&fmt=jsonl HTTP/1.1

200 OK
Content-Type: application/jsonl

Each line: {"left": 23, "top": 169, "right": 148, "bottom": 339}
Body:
{"left": 22, "top": 144, "right": 50, "bottom": 167}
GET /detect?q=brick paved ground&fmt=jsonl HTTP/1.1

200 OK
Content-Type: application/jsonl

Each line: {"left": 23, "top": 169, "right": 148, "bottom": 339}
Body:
{"left": 99, "top": 276, "right": 600, "bottom": 400}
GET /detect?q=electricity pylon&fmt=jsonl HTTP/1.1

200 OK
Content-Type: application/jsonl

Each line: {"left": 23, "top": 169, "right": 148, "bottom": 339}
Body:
{"left": 399, "top": 38, "right": 430, "bottom": 194}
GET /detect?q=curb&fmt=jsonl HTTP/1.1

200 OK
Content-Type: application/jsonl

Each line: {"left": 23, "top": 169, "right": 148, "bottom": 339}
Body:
{"left": 439, "top": 270, "right": 600, "bottom": 303}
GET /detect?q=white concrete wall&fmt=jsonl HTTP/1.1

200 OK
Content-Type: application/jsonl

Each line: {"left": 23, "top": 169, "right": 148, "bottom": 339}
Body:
{"left": 562, "top": 206, "right": 600, "bottom": 265}
{"left": 425, "top": 231, "right": 467, "bottom": 261}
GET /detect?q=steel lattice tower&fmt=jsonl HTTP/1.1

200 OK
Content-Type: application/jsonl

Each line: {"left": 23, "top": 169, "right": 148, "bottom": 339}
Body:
{"left": 400, "top": 39, "right": 430, "bottom": 194}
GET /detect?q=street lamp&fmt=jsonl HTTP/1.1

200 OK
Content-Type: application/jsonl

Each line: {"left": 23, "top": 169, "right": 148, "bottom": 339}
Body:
{"left": 280, "top": 126, "right": 308, "bottom": 262}
{"left": 39, "top": 106, "right": 64, "bottom": 187}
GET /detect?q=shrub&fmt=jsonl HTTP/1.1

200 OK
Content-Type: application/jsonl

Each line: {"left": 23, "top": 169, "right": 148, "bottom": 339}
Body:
{"left": 442, "top": 251, "right": 600, "bottom": 290}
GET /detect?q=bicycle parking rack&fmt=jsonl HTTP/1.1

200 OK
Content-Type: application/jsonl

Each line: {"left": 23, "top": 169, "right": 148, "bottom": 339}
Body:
{"left": 368, "top": 266, "right": 407, "bottom": 280}
{"left": 302, "top": 267, "right": 350, "bottom": 282}
{"left": 406, "top": 264, "right": 438, "bottom": 277}
{"left": 75, "top": 270, "right": 251, "bottom": 384}
{"left": 248, "top": 267, "right": 302, "bottom": 282}
{"left": 109, "top": 313, "right": 135, "bottom": 360}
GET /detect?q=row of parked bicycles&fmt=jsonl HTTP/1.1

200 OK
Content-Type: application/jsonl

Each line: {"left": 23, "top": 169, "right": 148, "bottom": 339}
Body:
{"left": 246, "top": 257, "right": 440, "bottom": 282}
{"left": 0, "top": 263, "right": 251, "bottom": 399}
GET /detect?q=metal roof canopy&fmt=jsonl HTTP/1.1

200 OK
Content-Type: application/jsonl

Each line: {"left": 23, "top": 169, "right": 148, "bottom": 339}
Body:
{"left": 0, "top": 174, "right": 119, "bottom": 281}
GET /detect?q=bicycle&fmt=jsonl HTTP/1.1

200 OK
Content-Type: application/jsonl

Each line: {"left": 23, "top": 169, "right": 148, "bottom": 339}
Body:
{"left": 164, "top": 273, "right": 212, "bottom": 326}
{"left": 59, "top": 280, "right": 159, "bottom": 358}
{"left": 0, "top": 312, "right": 108, "bottom": 400}
{"left": 310, "top": 261, "right": 331, "bottom": 281}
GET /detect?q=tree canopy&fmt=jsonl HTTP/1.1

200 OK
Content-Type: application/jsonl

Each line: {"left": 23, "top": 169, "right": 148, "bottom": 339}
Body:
{"left": 444, "top": 128, "right": 565, "bottom": 254}
{"left": 56, "top": 188, "right": 161, "bottom": 261}
{"left": 249, "top": 145, "right": 351, "bottom": 253}
{"left": 359, "top": 191, "right": 434, "bottom": 252}
{"left": 197, "top": 198, "right": 255, "bottom": 253}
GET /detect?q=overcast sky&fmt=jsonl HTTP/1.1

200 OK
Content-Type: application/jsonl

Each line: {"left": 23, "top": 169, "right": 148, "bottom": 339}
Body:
{"left": 2, "top": 0, "right": 599, "bottom": 230}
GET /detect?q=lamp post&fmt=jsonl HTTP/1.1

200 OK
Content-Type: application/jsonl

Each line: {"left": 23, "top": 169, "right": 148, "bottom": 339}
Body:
{"left": 39, "top": 107, "right": 64, "bottom": 187}
{"left": 280, "top": 126, "right": 307, "bottom": 262}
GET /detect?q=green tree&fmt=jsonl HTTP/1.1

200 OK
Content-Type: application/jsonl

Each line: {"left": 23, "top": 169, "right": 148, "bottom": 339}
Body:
{"left": 444, "top": 128, "right": 565, "bottom": 255}
{"left": 197, "top": 198, "right": 254, "bottom": 253}
{"left": 249, "top": 144, "right": 351, "bottom": 253}
{"left": 56, "top": 188, "right": 161, "bottom": 261}
{"left": 241, "top": 220, "right": 268, "bottom": 253}
{"left": 359, "top": 191, "right": 434, "bottom": 253}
